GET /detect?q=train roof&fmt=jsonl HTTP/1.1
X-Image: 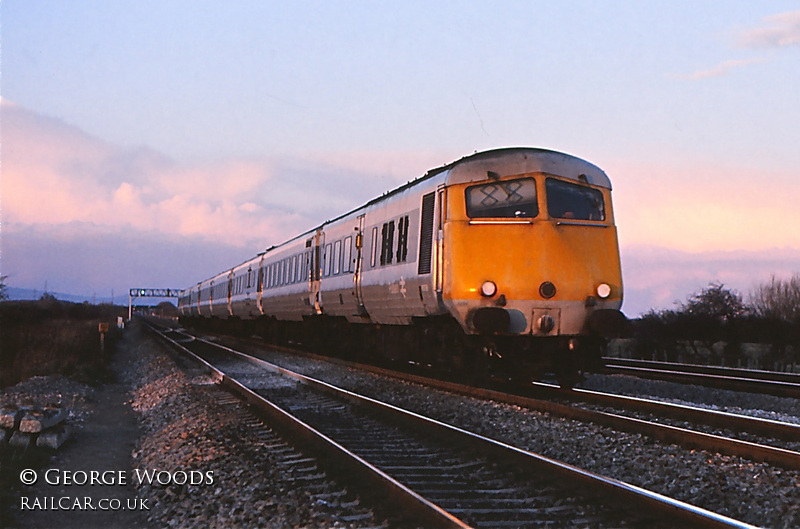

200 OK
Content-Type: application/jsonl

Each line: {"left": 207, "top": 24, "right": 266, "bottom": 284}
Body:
{"left": 434, "top": 147, "right": 611, "bottom": 189}
{"left": 184, "top": 147, "right": 610, "bottom": 290}
{"left": 263, "top": 147, "right": 610, "bottom": 253}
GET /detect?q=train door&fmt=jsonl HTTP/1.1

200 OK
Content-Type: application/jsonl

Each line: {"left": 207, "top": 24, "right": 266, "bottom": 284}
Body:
{"left": 245, "top": 266, "right": 253, "bottom": 316}
{"left": 353, "top": 215, "right": 368, "bottom": 316}
{"left": 256, "top": 255, "right": 265, "bottom": 315}
{"left": 435, "top": 185, "right": 446, "bottom": 295}
{"left": 309, "top": 228, "right": 324, "bottom": 315}
{"left": 227, "top": 271, "right": 234, "bottom": 316}
{"left": 418, "top": 186, "right": 447, "bottom": 314}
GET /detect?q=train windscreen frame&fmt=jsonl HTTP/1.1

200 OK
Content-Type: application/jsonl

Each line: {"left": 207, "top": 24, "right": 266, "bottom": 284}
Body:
{"left": 545, "top": 178, "right": 605, "bottom": 221}
{"left": 465, "top": 177, "right": 538, "bottom": 219}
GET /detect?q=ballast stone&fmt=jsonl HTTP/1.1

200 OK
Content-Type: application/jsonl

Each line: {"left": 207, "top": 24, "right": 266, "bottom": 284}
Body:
{"left": 36, "top": 425, "right": 71, "bottom": 449}
{"left": 20, "top": 407, "right": 67, "bottom": 433}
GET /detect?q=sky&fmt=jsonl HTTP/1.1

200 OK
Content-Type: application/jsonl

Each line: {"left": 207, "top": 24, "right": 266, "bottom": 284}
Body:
{"left": 1, "top": 1, "right": 799, "bottom": 316}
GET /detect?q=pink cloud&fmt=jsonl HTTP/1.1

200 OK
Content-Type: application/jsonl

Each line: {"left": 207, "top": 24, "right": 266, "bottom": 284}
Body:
{"left": 620, "top": 246, "right": 800, "bottom": 316}
{"left": 604, "top": 157, "right": 800, "bottom": 253}
{"left": 1, "top": 101, "right": 438, "bottom": 252}
{"left": 677, "top": 57, "right": 767, "bottom": 80}
{"left": 737, "top": 10, "right": 800, "bottom": 49}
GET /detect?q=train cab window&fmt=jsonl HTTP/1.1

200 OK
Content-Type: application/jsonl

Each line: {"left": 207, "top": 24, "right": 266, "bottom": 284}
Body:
{"left": 466, "top": 177, "right": 538, "bottom": 218}
{"left": 545, "top": 178, "right": 605, "bottom": 221}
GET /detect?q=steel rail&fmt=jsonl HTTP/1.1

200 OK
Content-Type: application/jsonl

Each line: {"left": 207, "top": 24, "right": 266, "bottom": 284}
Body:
{"left": 536, "top": 383, "right": 800, "bottom": 442}
{"left": 602, "top": 357, "right": 800, "bottom": 384}
{"left": 602, "top": 363, "right": 800, "bottom": 399}
{"left": 151, "top": 324, "right": 757, "bottom": 529}
{"left": 199, "top": 329, "right": 800, "bottom": 462}
{"left": 343, "top": 364, "right": 800, "bottom": 469}
{"left": 146, "top": 324, "right": 469, "bottom": 529}
{"left": 379, "top": 373, "right": 800, "bottom": 470}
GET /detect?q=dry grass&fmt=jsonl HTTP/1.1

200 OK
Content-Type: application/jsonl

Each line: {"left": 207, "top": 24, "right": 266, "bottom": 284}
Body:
{"left": 0, "top": 299, "right": 125, "bottom": 388}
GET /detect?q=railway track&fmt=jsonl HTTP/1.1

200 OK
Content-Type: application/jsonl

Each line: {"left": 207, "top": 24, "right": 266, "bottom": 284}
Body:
{"left": 601, "top": 357, "right": 800, "bottom": 399}
{"left": 195, "top": 328, "right": 800, "bottom": 469}
{"left": 145, "top": 321, "right": 757, "bottom": 528}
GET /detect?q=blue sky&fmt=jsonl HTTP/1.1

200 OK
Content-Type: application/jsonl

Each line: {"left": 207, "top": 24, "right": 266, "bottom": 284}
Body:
{"left": 6, "top": 1, "right": 798, "bottom": 162}
{"left": 2, "top": 1, "right": 799, "bottom": 315}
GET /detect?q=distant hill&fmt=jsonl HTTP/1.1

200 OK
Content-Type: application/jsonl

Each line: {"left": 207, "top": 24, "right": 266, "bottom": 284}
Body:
{"left": 5, "top": 287, "right": 116, "bottom": 305}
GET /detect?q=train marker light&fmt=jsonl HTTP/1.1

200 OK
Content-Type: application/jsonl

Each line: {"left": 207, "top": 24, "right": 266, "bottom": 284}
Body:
{"left": 480, "top": 281, "right": 497, "bottom": 297}
{"left": 596, "top": 283, "right": 612, "bottom": 299}
{"left": 539, "top": 281, "right": 556, "bottom": 299}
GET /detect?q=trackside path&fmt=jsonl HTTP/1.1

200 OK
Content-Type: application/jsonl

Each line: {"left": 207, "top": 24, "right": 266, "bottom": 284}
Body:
{"left": 11, "top": 327, "right": 154, "bottom": 529}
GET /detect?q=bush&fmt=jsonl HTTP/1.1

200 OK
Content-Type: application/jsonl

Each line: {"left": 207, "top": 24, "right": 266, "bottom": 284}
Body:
{"left": 626, "top": 281, "right": 798, "bottom": 370}
{"left": 0, "top": 299, "right": 125, "bottom": 388}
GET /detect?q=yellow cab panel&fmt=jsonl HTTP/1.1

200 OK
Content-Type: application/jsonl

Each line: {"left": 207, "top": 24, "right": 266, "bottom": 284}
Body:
{"left": 442, "top": 166, "right": 623, "bottom": 337}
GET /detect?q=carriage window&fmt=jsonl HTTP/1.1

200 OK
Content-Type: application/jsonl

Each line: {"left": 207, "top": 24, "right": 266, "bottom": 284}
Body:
{"left": 466, "top": 177, "right": 538, "bottom": 218}
{"left": 343, "top": 236, "right": 353, "bottom": 272}
{"left": 370, "top": 227, "right": 378, "bottom": 268}
{"left": 545, "top": 178, "right": 605, "bottom": 221}
{"left": 333, "top": 240, "right": 342, "bottom": 275}
{"left": 396, "top": 216, "right": 409, "bottom": 262}
{"left": 324, "top": 244, "right": 332, "bottom": 276}
{"left": 380, "top": 221, "right": 395, "bottom": 265}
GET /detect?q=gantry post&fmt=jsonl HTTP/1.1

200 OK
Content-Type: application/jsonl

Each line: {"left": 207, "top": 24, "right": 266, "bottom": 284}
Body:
{"left": 128, "top": 288, "right": 180, "bottom": 321}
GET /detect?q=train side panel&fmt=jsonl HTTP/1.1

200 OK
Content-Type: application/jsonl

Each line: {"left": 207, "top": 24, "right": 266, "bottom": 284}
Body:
{"left": 229, "top": 256, "right": 264, "bottom": 319}
{"left": 314, "top": 211, "right": 363, "bottom": 321}
{"left": 358, "top": 173, "right": 447, "bottom": 325}
{"left": 258, "top": 237, "right": 315, "bottom": 321}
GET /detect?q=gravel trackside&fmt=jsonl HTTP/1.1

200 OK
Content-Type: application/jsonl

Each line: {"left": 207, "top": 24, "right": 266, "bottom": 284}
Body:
{"left": 233, "top": 344, "right": 800, "bottom": 529}
{"left": 128, "top": 324, "right": 386, "bottom": 528}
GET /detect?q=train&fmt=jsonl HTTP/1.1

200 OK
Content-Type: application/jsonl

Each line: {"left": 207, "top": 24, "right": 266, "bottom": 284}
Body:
{"left": 178, "top": 147, "right": 627, "bottom": 386}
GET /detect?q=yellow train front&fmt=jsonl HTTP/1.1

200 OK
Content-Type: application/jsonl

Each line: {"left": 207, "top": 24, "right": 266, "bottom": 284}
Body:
{"left": 438, "top": 149, "right": 626, "bottom": 385}
{"left": 177, "top": 147, "right": 625, "bottom": 387}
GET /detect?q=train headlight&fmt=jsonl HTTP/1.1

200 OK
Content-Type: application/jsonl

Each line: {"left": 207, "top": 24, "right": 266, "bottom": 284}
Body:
{"left": 538, "top": 314, "right": 555, "bottom": 333}
{"left": 596, "top": 283, "right": 612, "bottom": 299}
{"left": 480, "top": 281, "right": 497, "bottom": 297}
